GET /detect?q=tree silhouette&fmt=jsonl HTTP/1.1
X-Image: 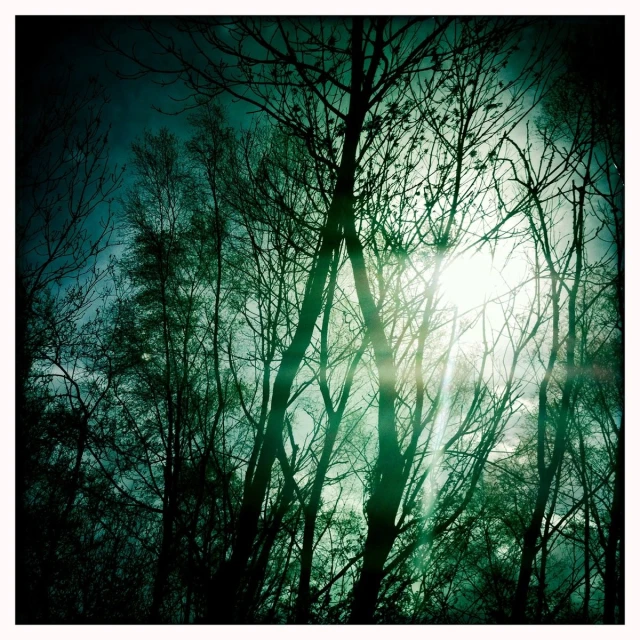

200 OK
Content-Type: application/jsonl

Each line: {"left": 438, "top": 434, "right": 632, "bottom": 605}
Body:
{"left": 16, "top": 15, "right": 624, "bottom": 625}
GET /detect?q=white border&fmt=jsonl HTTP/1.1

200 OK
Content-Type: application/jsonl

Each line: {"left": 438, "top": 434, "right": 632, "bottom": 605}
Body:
{"left": 1, "top": 1, "right": 636, "bottom": 15}
{"left": 2, "top": 2, "right": 638, "bottom": 639}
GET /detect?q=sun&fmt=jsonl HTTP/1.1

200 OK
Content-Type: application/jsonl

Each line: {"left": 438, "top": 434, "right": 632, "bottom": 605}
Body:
{"left": 438, "top": 248, "right": 498, "bottom": 312}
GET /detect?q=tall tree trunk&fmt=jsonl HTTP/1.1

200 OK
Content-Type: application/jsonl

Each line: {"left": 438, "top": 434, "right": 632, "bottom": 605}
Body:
{"left": 603, "top": 418, "right": 623, "bottom": 623}
{"left": 205, "top": 38, "right": 367, "bottom": 621}
{"left": 512, "top": 181, "right": 584, "bottom": 622}
{"left": 150, "top": 272, "right": 180, "bottom": 622}
{"left": 578, "top": 431, "right": 591, "bottom": 622}
{"left": 295, "top": 251, "right": 366, "bottom": 624}
{"left": 241, "top": 472, "right": 296, "bottom": 620}
{"left": 512, "top": 476, "right": 553, "bottom": 622}
{"left": 344, "top": 174, "right": 404, "bottom": 625}
{"left": 536, "top": 460, "right": 562, "bottom": 622}
{"left": 603, "top": 190, "right": 623, "bottom": 624}
{"left": 348, "top": 106, "right": 471, "bottom": 624}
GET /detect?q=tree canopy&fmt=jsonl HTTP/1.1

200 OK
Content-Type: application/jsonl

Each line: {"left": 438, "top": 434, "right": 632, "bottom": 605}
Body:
{"left": 16, "top": 15, "right": 623, "bottom": 624}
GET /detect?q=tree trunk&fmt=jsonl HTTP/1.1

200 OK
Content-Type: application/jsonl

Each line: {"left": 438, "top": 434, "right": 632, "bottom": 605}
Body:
{"left": 241, "top": 474, "right": 296, "bottom": 620}
{"left": 603, "top": 418, "right": 623, "bottom": 623}
{"left": 344, "top": 209, "right": 405, "bottom": 623}
{"left": 295, "top": 417, "right": 342, "bottom": 623}
{"left": 295, "top": 253, "right": 366, "bottom": 624}
{"left": 205, "top": 66, "right": 367, "bottom": 622}
{"left": 512, "top": 181, "right": 584, "bottom": 623}
{"left": 579, "top": 431, "right": 590, "bottom": 622}
{"left": 512, "top": 479, "right": 552, "bottom": 623}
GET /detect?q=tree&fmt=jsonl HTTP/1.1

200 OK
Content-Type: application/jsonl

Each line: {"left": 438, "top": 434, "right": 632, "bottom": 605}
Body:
{"left": 106, "top": 16, "right": 464, "bottom": 622}
{"left": 503, "top": 20, "right": 623, "bottom": 621}
{"left": 17, "top": 16, "right": 623, "bottom": 625}
{"left": 17, "top": 59, "right": 123, "bottom": 622}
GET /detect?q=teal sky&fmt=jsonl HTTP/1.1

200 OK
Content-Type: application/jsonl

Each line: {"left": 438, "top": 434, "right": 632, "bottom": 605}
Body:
{"left": 17, "top": 17, "right": 258, "bottom": 183}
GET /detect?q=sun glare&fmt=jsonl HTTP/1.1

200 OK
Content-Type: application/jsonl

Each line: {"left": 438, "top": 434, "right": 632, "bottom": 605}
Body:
{"left": 439, "top": 249, "right": 497, "bottom": 312}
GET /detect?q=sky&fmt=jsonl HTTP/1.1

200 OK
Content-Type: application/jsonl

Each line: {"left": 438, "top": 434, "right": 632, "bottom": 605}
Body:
{"left": 16, "top": 15, "right": 624, "bottom": 197}
{"left": 15, "top": 15, "right": 624, "bottom": 383}
{"left": 16, "top": 16, "right": 270, "bottom": 286}
{"left": 17, "top": 16, "right": 282, "bottom": 161}
{"left": 18, "top": 17, "right": 192, "bottom": 177}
